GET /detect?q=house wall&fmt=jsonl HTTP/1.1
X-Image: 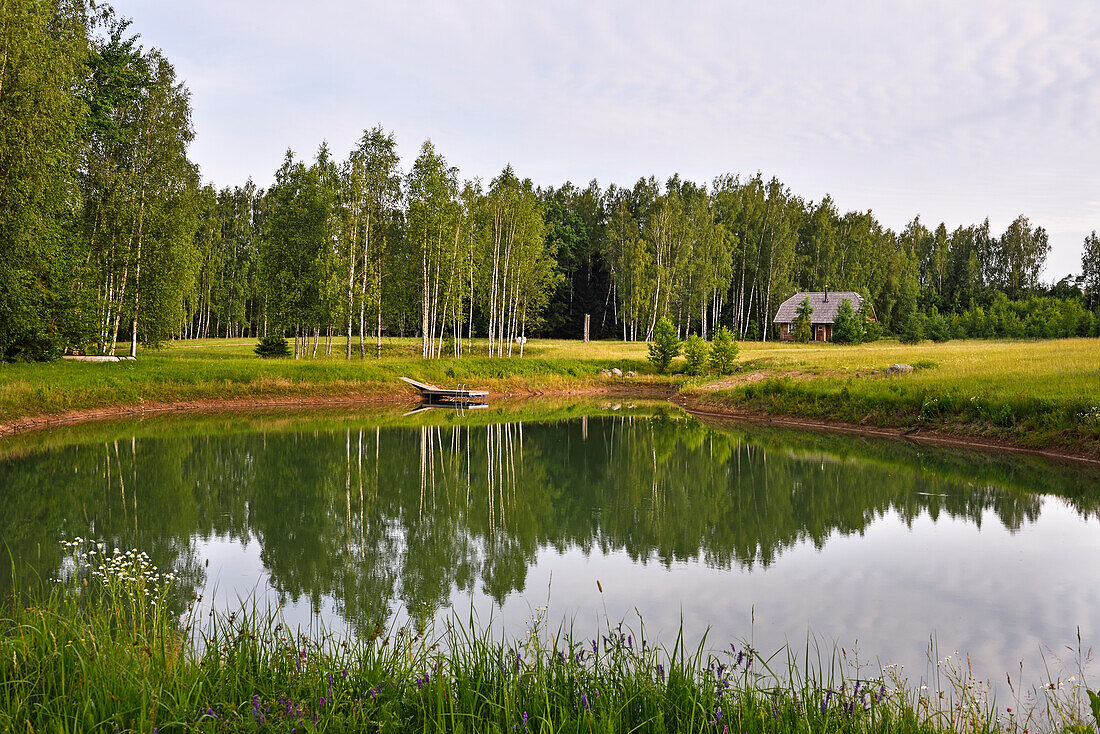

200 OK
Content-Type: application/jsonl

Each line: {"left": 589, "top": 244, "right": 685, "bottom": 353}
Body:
{"left": 779, "top": 322, "right": 832, "bottom": 342}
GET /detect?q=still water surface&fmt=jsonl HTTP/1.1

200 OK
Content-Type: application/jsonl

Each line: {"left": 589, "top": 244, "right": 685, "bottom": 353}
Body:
{"left": 2, "top": 405, "right": 1099, "bottom": 689}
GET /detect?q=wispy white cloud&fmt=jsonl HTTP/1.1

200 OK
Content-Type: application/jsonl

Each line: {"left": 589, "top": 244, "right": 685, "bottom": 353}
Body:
{"left": 113, "top": 0, "right": 1100, "bottom": 277}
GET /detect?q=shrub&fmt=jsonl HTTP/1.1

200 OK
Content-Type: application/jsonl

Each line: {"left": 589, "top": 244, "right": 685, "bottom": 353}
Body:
{"left": 682, "top": 334, "right": 710, "bottom": 376}
{"left": 831, "top": 298, "right": 864, "bottom": 344}
{"left": 647, "top": 318, "right": 680, "bottom": 373}
{"left": 898, "top": 313, "right": 925, "bottom": 344}
{"left": 709, "top": 326, "right": 739, "bottom": 375}
{"left": 792, "top": 298, "right": 814, "bottom": 343}
{"left": 863, "top": 317, "right": 884, "bottom": 342}
{"left": 927, "top": 308, "right": 952, "bottom": 343}
{"left": 254, "top": 335, "right": 290, "bottom": 358}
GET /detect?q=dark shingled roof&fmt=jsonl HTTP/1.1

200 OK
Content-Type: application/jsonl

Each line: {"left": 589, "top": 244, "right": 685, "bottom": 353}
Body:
{"left": 772, "top": 292, "right": 864, "bottom": 324}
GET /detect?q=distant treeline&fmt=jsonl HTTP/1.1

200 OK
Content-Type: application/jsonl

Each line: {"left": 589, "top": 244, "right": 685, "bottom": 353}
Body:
{"left": 4, "top": 2, "right": 1100, "bottom": 361}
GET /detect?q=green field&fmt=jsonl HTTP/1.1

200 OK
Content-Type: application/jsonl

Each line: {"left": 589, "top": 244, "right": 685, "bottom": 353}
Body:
{"left": 687, "top": 338, "right": 1100, "bottom": 453}
{"left": 2, "top": 337, "right": 1098, "bottom": 454}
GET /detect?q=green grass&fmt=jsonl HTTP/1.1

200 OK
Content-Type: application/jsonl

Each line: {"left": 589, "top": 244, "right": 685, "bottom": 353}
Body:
{"left": 685, "top": 338, "right": 1100, "bottom": 454}
{"left": 0, "top": 337, "right": 665, "bottom": 424}
{"left": 2, "top": 336, "right": 1098, "bottom": 454}
{"left": 4, "top": 541, "right": 1091, "bottom": 732}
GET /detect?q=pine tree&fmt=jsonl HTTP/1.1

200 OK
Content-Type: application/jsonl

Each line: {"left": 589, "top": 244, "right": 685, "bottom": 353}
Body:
{"left": 792, "top": 297, "right": 814, "bottom": 342}
{"left": 682, "top": 334, "right": 709, "bottom": 376}
{"left": 831, "top": 298, "right": 864, "bottom": 344}
{"left": 708, "top": 326, "right": 739, "bottom": 375}
{"left": 647, "top": 317, "right": 680, "bottom": 373}
{"left": 927, "top": 307, "right": 951, "bottom": 343}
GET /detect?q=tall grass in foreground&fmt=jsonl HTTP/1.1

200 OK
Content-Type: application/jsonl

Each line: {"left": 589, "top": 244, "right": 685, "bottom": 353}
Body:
{"left": 1, "top": 543, "right": 1095, "bottom": 732}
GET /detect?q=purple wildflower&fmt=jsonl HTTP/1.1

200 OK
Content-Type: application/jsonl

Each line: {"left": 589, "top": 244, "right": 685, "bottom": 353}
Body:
{"left": 582, "top": 692, "right": 589, "bottom": 709}
{"left": 656, "top": 663, "right": 665, "bottom": 682}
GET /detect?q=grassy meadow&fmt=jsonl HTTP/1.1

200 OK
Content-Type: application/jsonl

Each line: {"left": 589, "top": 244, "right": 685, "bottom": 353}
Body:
{"left": 1, "top": 336, "right": 1098, "bottom": 453}
{"left": 687, "top": 338, "right": 1100, "bottom": 453}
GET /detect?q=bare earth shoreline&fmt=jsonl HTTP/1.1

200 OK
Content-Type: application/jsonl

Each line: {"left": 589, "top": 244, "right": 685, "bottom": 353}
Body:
{"left": 2, "top": 382, "right": 1097, "bottom": 466}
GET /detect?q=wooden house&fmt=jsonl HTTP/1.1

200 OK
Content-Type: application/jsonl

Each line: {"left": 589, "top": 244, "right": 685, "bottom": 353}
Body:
{"left": 772, "top": 290, "right": 871, "bottom": 342}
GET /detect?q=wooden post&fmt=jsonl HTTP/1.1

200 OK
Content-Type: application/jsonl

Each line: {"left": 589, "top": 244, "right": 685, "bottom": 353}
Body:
{"left": 583, "top": 313, "right": 590, "bottom": 343}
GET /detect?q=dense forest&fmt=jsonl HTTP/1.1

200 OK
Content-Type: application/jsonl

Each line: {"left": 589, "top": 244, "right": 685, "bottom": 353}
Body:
{"left": 3, "top": 1, "right": 1100, "bottom": 362}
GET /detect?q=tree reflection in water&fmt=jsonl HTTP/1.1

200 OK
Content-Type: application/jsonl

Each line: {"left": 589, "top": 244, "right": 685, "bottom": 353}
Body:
{"left": 1, "top": 409, "right": 1097, "bottom": 638}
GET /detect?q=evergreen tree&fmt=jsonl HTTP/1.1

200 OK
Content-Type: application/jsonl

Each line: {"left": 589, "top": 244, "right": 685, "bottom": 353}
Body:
{"left": 927, "top": 307, "right": 951, "bottom": 343}
{"left": 709, "top": 326, "right": 739, "bottom": 374}
{"left": 831, "top": 298, "right": 864, "bottom": 344}
{"left": 792, "top": 297, "right": 814, "bottom": 342}
{"left": 899, "top": 312, "right": 925, "bottom": 344}
{"left": 647, "top": 317, "right": 680, "bottom": 373}
{"left": 682, "top": 333, "right": 710, "bottom": 376}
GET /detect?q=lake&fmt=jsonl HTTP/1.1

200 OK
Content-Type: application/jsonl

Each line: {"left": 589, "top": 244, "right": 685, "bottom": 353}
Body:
{"left": 2, "top": 402, "right": 1098, "bottom": 695}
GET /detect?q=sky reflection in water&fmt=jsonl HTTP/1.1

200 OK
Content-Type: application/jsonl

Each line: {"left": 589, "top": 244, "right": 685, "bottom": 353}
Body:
{"left": 2, "top": 406, "right": 1098, "bottom": 691}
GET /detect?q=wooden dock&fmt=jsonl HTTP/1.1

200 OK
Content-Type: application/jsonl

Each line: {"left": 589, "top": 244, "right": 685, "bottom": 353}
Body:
{"left": 400, "top": 377, "right": 489, "bottom": 405}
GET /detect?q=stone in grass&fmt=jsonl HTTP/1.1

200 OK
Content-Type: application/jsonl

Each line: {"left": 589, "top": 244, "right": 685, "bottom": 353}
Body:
{"left": 599, "top": 369, "right": 612, "bottom": 377}
{"left": 886, "top": 363, "right": 914, "bottom": 376}
{"left": 626, "top": 371, "right": 636, "bottom": 377}
{"left": 611, "top": 368, "right": 623, "bottom": 376}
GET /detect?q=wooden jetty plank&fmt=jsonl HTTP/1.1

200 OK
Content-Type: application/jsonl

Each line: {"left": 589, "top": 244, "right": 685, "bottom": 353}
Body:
{"left": 400, "top": 376, "right": 440, "bottom": 392}
{"left": 400, "top": 376, "right": 488, "bottom": 400}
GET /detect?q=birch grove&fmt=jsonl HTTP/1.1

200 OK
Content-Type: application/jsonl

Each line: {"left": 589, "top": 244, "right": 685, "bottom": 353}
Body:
{"left": 478, "top": 167, "right": 556, "bottom": 357}
{"left": 1, "top": 1, "right": 1078, "bottom": 364}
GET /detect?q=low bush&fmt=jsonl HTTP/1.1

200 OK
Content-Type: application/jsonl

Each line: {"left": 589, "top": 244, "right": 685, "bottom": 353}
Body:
{"left": 254, "top": 335, "right": 290, "bottom": 358}
{"left": 709, "top": 326, "right": 739, "bottom": 375}
{"left": 647, "top": 318, "right": 681, "bottom": 374}
{"left": 682, "top": 334, "right": 710, "bottom": 376}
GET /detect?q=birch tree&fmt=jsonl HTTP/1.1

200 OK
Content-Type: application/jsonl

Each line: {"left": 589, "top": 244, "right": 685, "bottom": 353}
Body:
{"left": 341, "top": 126, "right": 401, "bottom": 358}
{"left": 0, "top": 0, "right": 89, "bottom": 359}
{"left": 406, "top": 140, "right": 465, "bottom": 358}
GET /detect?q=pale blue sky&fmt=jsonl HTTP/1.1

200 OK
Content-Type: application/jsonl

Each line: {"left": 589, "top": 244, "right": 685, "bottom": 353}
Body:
{"left": 113, "top": 0, "right": 1100, "bottom": 278}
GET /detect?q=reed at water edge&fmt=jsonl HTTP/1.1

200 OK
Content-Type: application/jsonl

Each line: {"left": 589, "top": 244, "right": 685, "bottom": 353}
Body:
{"left": 0, "top": 541, "right": 1095, "bottom": 732}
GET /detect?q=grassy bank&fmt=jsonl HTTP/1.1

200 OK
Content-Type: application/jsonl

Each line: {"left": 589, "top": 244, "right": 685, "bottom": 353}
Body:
{"left": 0, "top": 338, "right": 664, "bottom": 426}
{"left": 684, "top": 338, "right": 1100, "bottom": 455}
{"left": 1, "top": 337, "right": 1098, "bottom": 455}
{"left": 3, "top": 543, "right": 1093, "bottom": 733}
